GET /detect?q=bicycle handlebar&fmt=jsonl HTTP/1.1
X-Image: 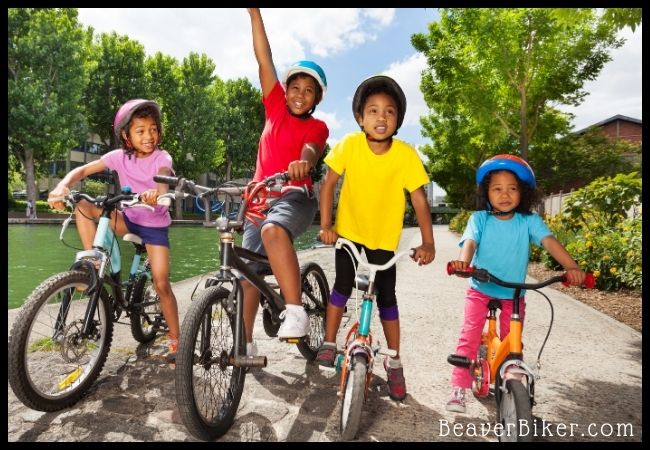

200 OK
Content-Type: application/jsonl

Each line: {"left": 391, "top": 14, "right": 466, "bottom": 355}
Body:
{"left": 336, "top": 237, "right": 414, "bottom": 274}
{"left": 446, "top": 262, "right": 595, "bottom": 289}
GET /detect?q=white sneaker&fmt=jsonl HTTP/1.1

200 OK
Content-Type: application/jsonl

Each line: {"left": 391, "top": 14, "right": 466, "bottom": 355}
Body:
{"left": 445, "top": 387, "right": 466, "bottom": 413}
{"left": 277, "top": 307, "right": 310, "bottom": 339}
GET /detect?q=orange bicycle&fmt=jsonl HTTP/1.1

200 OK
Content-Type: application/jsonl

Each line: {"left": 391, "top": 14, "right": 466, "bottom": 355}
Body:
{"left": 446, "top": 263, "right": 594, "bottom": 442}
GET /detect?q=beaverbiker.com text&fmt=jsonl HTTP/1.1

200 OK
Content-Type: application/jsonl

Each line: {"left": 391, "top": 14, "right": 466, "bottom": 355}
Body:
{"left": 439, "top": 419, "right": 635, "bottom": 439}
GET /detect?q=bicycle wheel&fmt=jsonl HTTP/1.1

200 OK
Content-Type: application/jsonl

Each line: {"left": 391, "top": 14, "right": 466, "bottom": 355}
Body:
{"left": 175, "top": 286, "right": 246, "bottom": 441}
{"left": 339, "top": 354, "right": 367, "bottom": 441}
{"left": 8, "top": 270, "right": 113, "bottom": 411}
{"left": 296, "top": 262, "right": 329, "bottom": 360}
{"left": 130, "top": 265, "right": 165, "bottom": 343}
{"left": 497, "top": 379, "right": 533, "bottom": 442}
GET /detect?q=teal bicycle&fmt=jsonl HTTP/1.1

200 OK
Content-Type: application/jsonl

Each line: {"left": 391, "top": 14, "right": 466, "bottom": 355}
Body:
{"left": 329, "top": 237, "right": 413, "bottom": 440}
{"left": 8, "top": 188, "right": 174, "bottom": 411}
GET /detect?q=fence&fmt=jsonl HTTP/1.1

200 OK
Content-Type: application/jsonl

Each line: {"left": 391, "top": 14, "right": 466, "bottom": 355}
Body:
{"left": 537, "top": 191, "right": 641, "bottom": 218}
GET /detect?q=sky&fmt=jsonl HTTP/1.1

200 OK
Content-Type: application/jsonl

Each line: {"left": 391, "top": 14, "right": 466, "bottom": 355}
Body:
{"left": 76, "top": 8, "right": 642, "bottom": 195}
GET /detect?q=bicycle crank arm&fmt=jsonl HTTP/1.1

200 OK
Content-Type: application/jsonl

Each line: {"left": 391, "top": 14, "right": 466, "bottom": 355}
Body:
{"left": 232, "top": 355, "right": 267, "bottom": 368}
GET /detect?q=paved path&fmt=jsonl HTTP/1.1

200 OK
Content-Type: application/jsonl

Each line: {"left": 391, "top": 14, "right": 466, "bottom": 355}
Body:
{"left": 8, "top": 225, "right": 642, "bottom": 442}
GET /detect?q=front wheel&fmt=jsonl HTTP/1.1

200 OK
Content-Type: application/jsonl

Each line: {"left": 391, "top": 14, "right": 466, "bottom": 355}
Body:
{"left": 175, "top": 286, "right": 246, "bottom": 441}
{"left": 296, "top": 262, "right": 329, "bottom": 360}
{"left": 497, "top": 380, "right": 533, "bottom": 442}
{"left": 130, "top": 267, "right": 165, "bottom": 343}
{"left": 8, "top": 270, "right": 113, "bottom": 411}
{"left": 339, "top": 354, "right": 368, "bottom": 441}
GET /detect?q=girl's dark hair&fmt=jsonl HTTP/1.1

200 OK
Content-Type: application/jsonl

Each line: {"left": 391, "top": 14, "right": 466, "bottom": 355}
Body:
{"left": 120, "top": 104, "right": 163, "bottom": 149}
{"left": 476, "top": 169, "right": 539, "bottom": 214}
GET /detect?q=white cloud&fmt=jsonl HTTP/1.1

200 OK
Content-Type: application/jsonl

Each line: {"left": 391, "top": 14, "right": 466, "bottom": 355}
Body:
{"left": 313, "top": 110, "right": 342, "bottom": 131}
{"left": 384, "top": 53, "right": 428, "bottom": 128}
{"left": 557, "top": 25, "right": 642, "bottom": 130}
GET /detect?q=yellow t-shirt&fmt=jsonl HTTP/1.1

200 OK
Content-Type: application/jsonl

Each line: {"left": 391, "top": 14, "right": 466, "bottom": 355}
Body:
{"left": 324, "top": 132, "right": 429, "bottom": 251}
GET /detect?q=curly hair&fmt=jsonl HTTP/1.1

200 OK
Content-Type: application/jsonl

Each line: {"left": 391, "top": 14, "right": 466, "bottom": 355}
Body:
{"left": 476, "top": 169, "right": 539, "bottom": 214}
{"left": 118, "top": 104, "right": 163, "bottom": 149}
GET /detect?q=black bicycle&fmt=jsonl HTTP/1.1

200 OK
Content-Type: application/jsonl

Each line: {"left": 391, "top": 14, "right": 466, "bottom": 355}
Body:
{"left": 154, "top": 172, "right": 329, "bottom": 441}
{"left": 8, "top": 189, "right": 173, "bottom": 411}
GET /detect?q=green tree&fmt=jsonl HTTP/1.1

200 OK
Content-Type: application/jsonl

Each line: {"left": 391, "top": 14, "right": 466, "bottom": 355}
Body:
{"left": 8, "top": 8, "right": 90, "bottom": 207}
{"left": 212, "top": 78, "right": 265, "bottom": 180}
{"left": 157, "top": 53, "right": 223, "bottom": 219}
{"left": 412, "top": 8, "right": 624, "bottom": 206}
{"left": 84, "top": 31, "right": 148, "bottom": 149}
{"left": 530, "top": 128, "right": 640, "bottom": 194}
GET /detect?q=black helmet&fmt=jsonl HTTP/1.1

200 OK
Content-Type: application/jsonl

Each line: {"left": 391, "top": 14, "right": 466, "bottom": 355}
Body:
{"left": 352, "top": 75, "right": 407, "bottom": 130}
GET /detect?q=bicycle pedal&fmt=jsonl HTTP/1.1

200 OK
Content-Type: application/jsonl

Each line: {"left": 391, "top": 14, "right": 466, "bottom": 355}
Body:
{"left": 279, "top": 337, "right": 302, "bottom": 344}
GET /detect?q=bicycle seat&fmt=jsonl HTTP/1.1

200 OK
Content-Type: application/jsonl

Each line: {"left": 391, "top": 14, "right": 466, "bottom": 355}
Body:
{"left": 354, "top": 274, "right": 370, "bottom": 292}
{"left": 488, "top": 300, "right": 502, "bottom": 310}
{"left": 123, "top": 233, "right": 144, "bottom": 246}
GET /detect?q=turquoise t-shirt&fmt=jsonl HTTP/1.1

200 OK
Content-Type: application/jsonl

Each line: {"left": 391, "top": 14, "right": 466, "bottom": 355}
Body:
{"left": 459, "top": 211, "right": 552, "bottom": 299}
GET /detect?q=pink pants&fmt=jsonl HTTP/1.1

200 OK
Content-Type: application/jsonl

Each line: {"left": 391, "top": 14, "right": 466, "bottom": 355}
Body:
{"left": 450, "top": 287, "right": 526, "bottom": 388}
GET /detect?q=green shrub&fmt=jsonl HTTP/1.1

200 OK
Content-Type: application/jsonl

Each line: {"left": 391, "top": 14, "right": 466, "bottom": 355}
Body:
{"left": 449, "top": 209, "right": 472, "bottom": 233}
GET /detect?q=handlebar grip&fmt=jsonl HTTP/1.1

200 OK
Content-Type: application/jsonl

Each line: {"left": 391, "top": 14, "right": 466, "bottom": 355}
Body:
{"left": 154, "top": 175, "right": 179, "bottom": 186}
{"left": 446, "top": 262, "right": 474, "bottom": 277}
{"left": 562, "top": 271, "right": 596, "bottom": 288}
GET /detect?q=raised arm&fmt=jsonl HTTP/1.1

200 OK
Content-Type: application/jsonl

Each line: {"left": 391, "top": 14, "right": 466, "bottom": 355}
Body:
{"left": 247, "top": 8, "right": 278, "bottom": 98}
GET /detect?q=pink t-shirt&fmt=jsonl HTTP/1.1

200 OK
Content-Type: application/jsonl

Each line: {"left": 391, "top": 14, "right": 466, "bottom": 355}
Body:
{"left": 101, "top": 149, "right": 173, "bottom": 228}
{"left": 253, "top": 80, "right": 329, "bottom": 189}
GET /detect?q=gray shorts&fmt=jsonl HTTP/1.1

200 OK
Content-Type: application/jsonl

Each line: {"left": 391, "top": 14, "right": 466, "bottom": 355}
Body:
{"left": 241, "top": 190, "right": 317, "bottom": 274}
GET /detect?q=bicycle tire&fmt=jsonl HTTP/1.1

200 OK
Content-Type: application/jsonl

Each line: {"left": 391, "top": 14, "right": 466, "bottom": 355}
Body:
{"left": 497, "top": 379, "right": 533, "bottom": 442}
{"left": 8, "top": 270, "right": 113, "bottom": 411}
{"left": 175, "top": 286, "right": 246, "bottom": 441}
{"left": 130, "top": 266, "right": 164, "bottom": 343}
{"left": 296, "top": 262, "right": 329, "bottom": 360}
{"left": 339, "top": 354, "right": 367, "bottom": 441}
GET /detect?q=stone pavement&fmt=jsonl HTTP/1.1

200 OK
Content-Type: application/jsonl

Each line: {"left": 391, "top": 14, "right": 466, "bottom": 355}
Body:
{"left": 7, "top": 225, "right": 642, "bottom": 442}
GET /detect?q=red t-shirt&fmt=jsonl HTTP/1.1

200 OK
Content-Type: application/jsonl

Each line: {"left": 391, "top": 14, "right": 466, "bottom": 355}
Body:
{"left": 253, "top": 81, "right": 329, "bottom": 189}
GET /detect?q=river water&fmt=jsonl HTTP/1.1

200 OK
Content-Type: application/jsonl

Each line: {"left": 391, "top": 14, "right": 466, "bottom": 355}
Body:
{"left": 8, "top": 223, "right": 320, "bottom": 309}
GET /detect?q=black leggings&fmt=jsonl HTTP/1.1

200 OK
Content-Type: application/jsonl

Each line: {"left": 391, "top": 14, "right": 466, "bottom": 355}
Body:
{"left": 333, "top": 240, "right": 397, "bottom": 309}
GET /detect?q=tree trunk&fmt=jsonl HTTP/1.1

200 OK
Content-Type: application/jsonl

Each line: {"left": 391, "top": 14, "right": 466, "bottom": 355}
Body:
{"left": 24, "top": 149, "right": 37, "bottom": 209}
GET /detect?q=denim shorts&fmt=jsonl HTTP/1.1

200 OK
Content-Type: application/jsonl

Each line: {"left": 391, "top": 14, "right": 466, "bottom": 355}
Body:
{"left": 241, "top": 190, "right": 317, "bottom": 274}
{"left": 123, "top": 214, "right": 170, "bottom": 247}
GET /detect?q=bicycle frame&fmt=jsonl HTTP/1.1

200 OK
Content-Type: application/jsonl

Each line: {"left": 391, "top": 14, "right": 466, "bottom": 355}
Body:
{"left": 334, "top": 238, "right": 411, "bottom": 394}
{"left": 447, "top": 264, "right": 595, "bottom": 393}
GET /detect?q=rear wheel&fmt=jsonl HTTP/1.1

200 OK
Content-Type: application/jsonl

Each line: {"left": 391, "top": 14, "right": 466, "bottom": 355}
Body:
{"left": 8, "top": 271, "right": 113, "bottom": 411}
{"left": 296, "top": 262, "right": 329, "bottom": 360}
{"left": 130, "top": 265, "right": 165, "bottom": 343}
{"left": 339, "top": 354, "right": 368, "bottom": 441}
{"left": 497, "top": 380, "right": 533, "bottom": 442}
{"left": 175, "top": 286, "right": 245, "bottom": 441}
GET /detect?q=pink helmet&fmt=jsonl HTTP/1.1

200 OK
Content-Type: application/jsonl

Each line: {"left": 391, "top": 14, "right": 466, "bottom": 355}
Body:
{"left": 113, "top": 99, "right": 162, "bottom": 145}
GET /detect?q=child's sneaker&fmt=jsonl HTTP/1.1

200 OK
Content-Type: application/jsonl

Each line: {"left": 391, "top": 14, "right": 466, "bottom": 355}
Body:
{"left": 277, "top": 306, "right": 310, "bottom": 339}
{"left": 315, "top": 343, "right": 337, "bottom": 369}
{"left": 446, "top": 387, "right": 466, "bottom": 413}
{"left": 383, "top": 357, "right": 407, "bottom": 401}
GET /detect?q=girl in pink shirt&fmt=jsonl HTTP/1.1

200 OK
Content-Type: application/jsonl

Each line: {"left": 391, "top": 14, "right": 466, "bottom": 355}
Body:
{"left": 48, "top": 99, "right": 180, "bottom": 364}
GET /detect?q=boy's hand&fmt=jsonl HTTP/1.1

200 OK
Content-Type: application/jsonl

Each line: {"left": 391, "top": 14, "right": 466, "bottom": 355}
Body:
{"left": 319, "top": 227, "right": 338, "bottom": 245}
{"left": 412, "top": 243, "right": 435, "bottom": 266}
{"left": 287, "top": 160, "right": 312, "bottom": 181}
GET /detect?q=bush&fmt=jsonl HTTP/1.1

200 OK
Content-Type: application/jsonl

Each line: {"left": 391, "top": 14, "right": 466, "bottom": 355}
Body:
{"left": 448, "top": 209, "right": 472, "bottom": 233}
{"left": 538, "top": 174, "right": 642, "bottom": 291}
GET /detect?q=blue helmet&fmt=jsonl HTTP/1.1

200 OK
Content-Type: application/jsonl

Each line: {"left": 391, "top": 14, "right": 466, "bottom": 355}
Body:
{"left": 476, "top": 154, "right": 536, "bottom": 188}
{"left": 282, "top": 60, "right": 327, "bottom": 99}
